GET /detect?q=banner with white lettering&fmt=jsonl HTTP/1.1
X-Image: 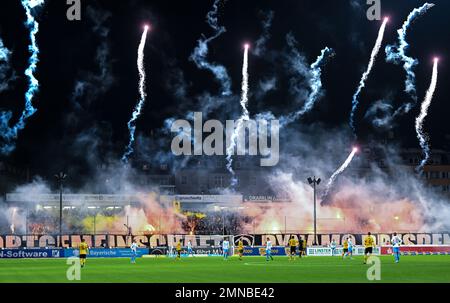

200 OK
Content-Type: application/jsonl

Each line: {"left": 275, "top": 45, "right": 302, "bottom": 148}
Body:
{"left": 0, "top": 233, "right": 449, "bottom": 248}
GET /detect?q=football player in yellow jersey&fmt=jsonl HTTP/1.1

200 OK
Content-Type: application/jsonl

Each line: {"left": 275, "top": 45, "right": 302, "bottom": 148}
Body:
{"left": 78, "top": 239, "right": 89, "bottom": 268}
{"left": 300, "top": 237, "right": 307, "bottom": 257}
{"left": 237, "top": 239, "right": 244, "bottom": 261}
{"left": 176, "top": 240, "right": 182, "bottom": 260}
{"left": 288, "top": 236, "right": 297, "bottom": 260}
{"left": 363, "top": 232, "right": 376, "bottom": 264}
{"left": 342, "top": 238, "right": 349, "bottom": 259}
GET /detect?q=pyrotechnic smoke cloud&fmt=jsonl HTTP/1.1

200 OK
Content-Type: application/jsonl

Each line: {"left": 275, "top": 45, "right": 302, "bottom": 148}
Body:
{"left": 122, "top": 25, "right": 150, "bottom": 164}
{"left": 253, "top": 11, "right": 274, "bottom": 57}
{"left": 0, "top": 37, "right": 16, "bottom": 93}
{"left": 363, "top": 99, "right": 394, "bottom": 129}
{"left": 416, "top": 58, "right": 439, "bottom": 173}
{"left": 280, "top": 45, "right": 335, "bottom": 127}
{"left": 70, "top": 7, "right": 114, "bottom": 111}
{"left": 190, "top": 0, "right": 231, "bottom": 97}
{"left": 350, "top": 18, "right": 388, "bottom": 134}
{"left": 385, "top": 3, "right": 435, "bottom": 115}
{"left": 238, "top": 125, "right": 450, "bottom": 234}
{"left": 0, "top": 0, "right": 45, "bottom": 155}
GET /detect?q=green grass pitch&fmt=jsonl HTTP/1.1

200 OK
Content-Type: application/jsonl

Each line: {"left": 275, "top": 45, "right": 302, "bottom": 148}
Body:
{"left": 0, "top": 255, "right": 449, "bottom": 283}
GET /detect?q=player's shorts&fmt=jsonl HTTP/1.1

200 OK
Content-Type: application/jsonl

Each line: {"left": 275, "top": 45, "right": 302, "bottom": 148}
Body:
{"left": 348, "top": 247, "right": 353, "bottom": 252}
{"left": 290, "top": 246, "right": 296, "bottom": 254}
{"left": 238, "top": 248, "right": 243, "bottom": 254}
{"left": 364, "top": 247, "right": 373, "bottom": 254}
{"left": 393, "top": 247, "right": 400, "bottom": 253}
{"left": 223, "top": 248, "right": 229, "bottom": 254}
{"left": 343, "top": 248, "right": 348, "bottom": 253}
{"left": 266, "top": 249, "right": 271, "bottom": 254}
{"left": 79, "top": 254, "right": 87, "bottom": 259}
{"left": 177, "top": 250, "right": 181, "bottom": 255}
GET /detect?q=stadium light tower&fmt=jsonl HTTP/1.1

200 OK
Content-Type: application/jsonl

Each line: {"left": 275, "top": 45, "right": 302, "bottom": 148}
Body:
{"left": 55, "top": 172, "right": 67, "bottom": 247}
{"left": 307, "top": 176, "right": 321, "bottom": 246}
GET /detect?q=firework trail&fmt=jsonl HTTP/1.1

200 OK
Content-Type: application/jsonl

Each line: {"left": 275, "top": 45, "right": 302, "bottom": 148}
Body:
{"left": 416, "top": 58, "right": 439, "bottom": 173}
{"left": 386, "top": 3, "right": 435, "bottom": 115}
{"left": 350, "top": 18, "right": 388, "bottom": 133}
{"left": 281, "top": 47, "right": 335, "bottom": 127}
{"left": 0, "top": 0, "right": 45, "bottom": 155}
{"left": 122, "top": 25, "right": 150, "bottom": 164}
{"left": 321, "top": 147, "right": 359, "bottom": 203}
{"left": 190, "top": 0, "right": 231, "bottom": 96}
{"left": 10, "top": 208, "right": 17, "bottom": 234}
{"left": 226, "top": 44, "right": 250, "bottom": 188}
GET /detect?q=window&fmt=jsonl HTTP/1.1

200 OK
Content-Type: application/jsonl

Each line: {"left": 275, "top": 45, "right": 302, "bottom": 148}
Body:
{"left": 214, "top": 176, "right": 224, "bottom": 188}
{"left": 216, "top": 160, "right": 222, "bottom": 168}
{"left": 160, "top": 177, "right": 170, "bottom": 186}
{"left": 430, "top": 172, "right": 440, "bottom": 179}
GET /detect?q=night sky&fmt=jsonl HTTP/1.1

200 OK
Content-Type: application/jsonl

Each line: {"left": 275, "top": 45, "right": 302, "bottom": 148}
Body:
{"left": 0, "top": 0, "right": 449, "bottom": 180}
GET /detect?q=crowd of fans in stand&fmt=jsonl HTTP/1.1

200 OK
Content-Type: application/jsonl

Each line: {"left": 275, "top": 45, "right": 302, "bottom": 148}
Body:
{"left": 1, "top": 209, "right": 248, "bottom": 235}
{"left": 182, "top": 212, "right": 244, "bottom": 235}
